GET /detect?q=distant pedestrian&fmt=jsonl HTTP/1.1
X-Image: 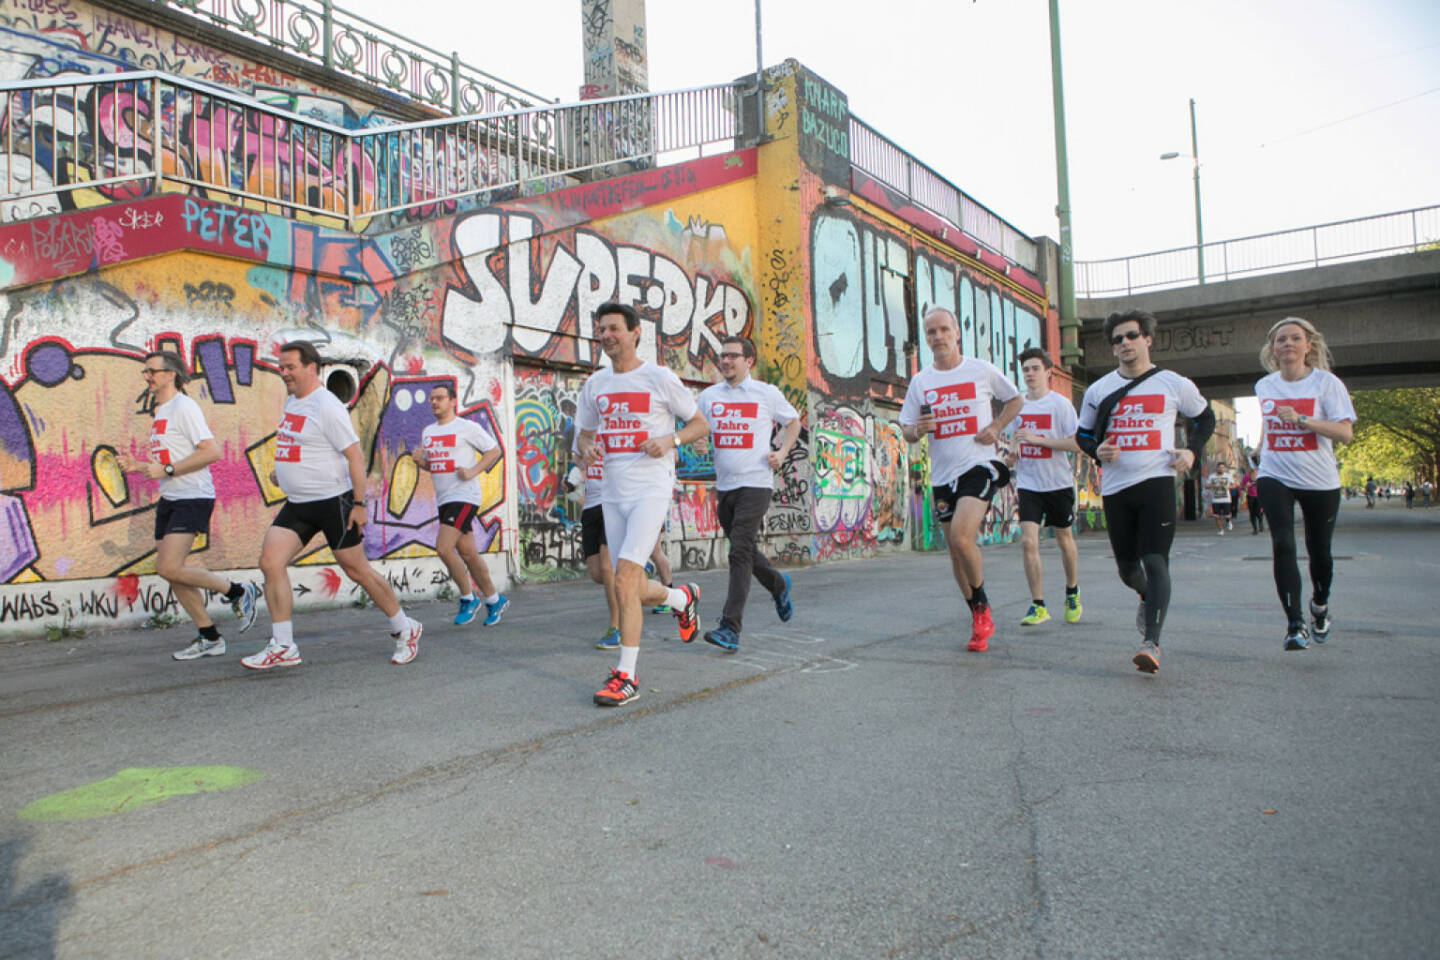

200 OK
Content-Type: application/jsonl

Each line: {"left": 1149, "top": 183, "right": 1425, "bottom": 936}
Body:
{"left": 1405, "top": 481, "right": 1415, "bottom": 509}
{"left": 1241, "top": 467, "right": 1265, "bottom": 533}
{"left": 1209, "top": 463, "right": 1235, "bottom": 535}
{"left": 1255, "top": 317, "right": 1356, "bottom": 652}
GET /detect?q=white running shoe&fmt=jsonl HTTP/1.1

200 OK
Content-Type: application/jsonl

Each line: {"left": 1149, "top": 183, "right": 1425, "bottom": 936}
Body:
{"left": 174, "top": 637, "right": 226, "bottom": 661}
{"left": 241, "top": 640, "right": 301, "bottom": 670}
{"left": 391, "top": 619, "right": 422, "bottom": 664}
{"left": 233, "top": 582, "right": 263, "bottom": 634}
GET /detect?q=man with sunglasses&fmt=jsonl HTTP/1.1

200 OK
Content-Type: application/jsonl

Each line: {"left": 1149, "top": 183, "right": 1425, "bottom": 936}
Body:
{"left": 696, "top": 336, "right": 801, "bottom": 652}
{"left": 1076, "top": 310, "right": 1214, "bottom": 674}
{"left": 900, "top": 307, "right": 1024, "bottom": 652}
{"left": 120, "top": 352, "right": 263, "bottom": 660}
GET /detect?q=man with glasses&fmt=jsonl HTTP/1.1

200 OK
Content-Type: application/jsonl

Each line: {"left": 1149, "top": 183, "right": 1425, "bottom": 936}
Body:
{"left": 242, "top": 340, "right": 424, "bottom": 670}
{"left": 120, "top": 351, "right": 262, "bottom": 660}
{"left": 900, "top": 307, "right": 1024, "bottom": 653}
{"left": 696, "top": 336, "right": 801, "bottom": 652}
{"left": 1076, "top": 310, "right": 1214, "bottom": 674}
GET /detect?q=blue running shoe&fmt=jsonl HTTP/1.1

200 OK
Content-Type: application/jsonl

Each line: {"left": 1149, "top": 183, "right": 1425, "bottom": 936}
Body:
{"left": 595, "top": 626, "right": 620, "bottom": 649}
{"left": 483, "top": 594, "right": 510, "bottom": 626}
{"left": 454, "top": 596, "right": 482, "bottom": 625}
{"left": 774, "top": 572, "right": 793, "bottom": 622}
{"left": 703, "top": 622, "right": 740, "bottom": 652}
{"left": 1283, "top": 623, "right": 1310, "bottom": 651}
{"left": 233, "top": 581, "right": 262, "bottom": 634}
{"left": 643, "top": 560, "right": 657, "bottom": 579}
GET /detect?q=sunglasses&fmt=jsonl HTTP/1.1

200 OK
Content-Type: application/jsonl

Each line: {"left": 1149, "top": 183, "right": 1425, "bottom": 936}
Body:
{"left": 141, "top": 367, "right": 170, "bottom": 376}
{"left": 1109, "top": 330, "right": 1144, "bottom": 346}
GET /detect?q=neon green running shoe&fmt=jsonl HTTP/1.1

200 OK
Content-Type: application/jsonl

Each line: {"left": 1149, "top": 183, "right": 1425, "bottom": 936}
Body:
{"left": 1064, "top": 591, "right": 1083, "bottom": 624}
{"left": 1020, "top": 602, "right": 1050, "bottom": 626}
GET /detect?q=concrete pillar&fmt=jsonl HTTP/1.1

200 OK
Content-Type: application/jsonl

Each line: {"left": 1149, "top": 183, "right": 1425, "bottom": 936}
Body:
{"left": 580, "top": 0, "right": 649, "bottom": 100}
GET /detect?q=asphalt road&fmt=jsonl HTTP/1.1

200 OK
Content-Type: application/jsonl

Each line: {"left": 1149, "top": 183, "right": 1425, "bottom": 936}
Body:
{"left": 3, "top": 498, "right": 1438, "bottom": 959}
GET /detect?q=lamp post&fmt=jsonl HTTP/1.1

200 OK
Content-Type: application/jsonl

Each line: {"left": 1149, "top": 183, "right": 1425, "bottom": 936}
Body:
{"left": 1160, "top": 98, "right": 1204, "bottom": 284}
{"left": 1047, "top": 0, "right": 1081, "bottom": 366}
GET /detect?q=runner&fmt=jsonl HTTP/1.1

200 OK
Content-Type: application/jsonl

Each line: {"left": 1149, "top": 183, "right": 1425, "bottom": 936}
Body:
{"left": 414, "top": 383, "right": 508, "bottom": 627}
{"left": 574, "top": 434, "right": 621, "bottom": 649}
{"left": 899, "top": 307, "right": 1024, "bottom": 652}
{"left": 1010, "top": 347, "right": 1082, "bottom": 627}
{"left": 697, "top": 335, "right": 801, "bottom": 652}
{"left": 576, "top": 303, "right": 708, "bottom": 706}
{"left": 1076, "top": 310, "right": 1214, "bottom": 674}
{"left": 242, "top": 341, "right": 423, "bottom": 669}
{"left": 119, "top": 351, "right": 262, "bottom": 660}
{"left": 1209, "top": 462, "right": 1235, "bottom": 535}
{"left": 1254, "top": 316, "right": 1356, "bottom": 651}
{"left": 1241, "top": 463, "right": 1265, "bottom": 534}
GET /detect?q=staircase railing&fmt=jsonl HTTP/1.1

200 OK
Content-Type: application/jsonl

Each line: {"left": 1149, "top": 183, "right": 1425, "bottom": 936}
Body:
{"left": 0, "top": 71, "right": 738, "bottom": 232}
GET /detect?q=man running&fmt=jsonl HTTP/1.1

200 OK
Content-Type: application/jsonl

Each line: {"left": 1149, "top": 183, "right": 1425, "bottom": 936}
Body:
{"left": 1011, "top": 347, "right": 1082, "bottom": 627}
{"left": 1076, "top": 310, "right": 1214, "bottom": 674}
{"left": 1209, "top": 462, "right": 1235, "bottom": 535}
{"left": 899, "top": 307, "right": 1024, "bottom": 652}
{"left": 120, "top": 351, "right": 262, "bottom": 659}
{"left": 697, "top": 335, "right": 801, "bottom": 652}
{"left": 573, "top": 434, "right": 621, "bottom": 649}
{"left": 415, "top": 382, "right": 508, "bottom": 626}
{"left": 576, "top": 303, "right": 708, "bottom": 706}
{"left": 242, "top": 340, "right": 423, "bottom": 669}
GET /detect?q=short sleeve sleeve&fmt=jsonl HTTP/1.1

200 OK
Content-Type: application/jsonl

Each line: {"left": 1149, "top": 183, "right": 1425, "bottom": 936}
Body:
{"left": 1176, "top": 376, "right": 1208, "bottom": 418}
{"left": 321, "top": 396, "right": 361, "bottom": 451}
{"left": 658, "top": 368, "right": 697, "bottom": 421}
{"left": 465, "top": 418, "right": 498, "bottom": 453}
{"left": 769, "top": 384, "right": 799, "bottom": 424}
{"left": 179, "top": 398, "right": 214, "bottom": 443}
{"left": 1322, "top": 373, "right": 1357, "bottom": 423}
{"left": 1055, "top": 395, "right": 1078, "bottom": 437}
{"left": 1076, "top": 383, "right": 1100, "bottom": 431}
{"left": 899, "top": 376, "right": 922, "bottom": 428}
{"left": 576, "top": 375, "right": 600, "bottom": 432}
{"left": 988, "top": 362, "right": 1021, "bottom": 402}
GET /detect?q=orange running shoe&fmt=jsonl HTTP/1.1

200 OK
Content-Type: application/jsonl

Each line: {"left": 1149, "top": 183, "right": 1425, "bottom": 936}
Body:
{"left": 593, "top": 669, "right": 639, "bottom": 706}
{"left": 968, "top": 603, "right": 994, "bottom": 652}
{"left": 1132, "top": 640, "right": 1160, "bottom": 674}
{"left": 673, "top": 583, "right": 701, "bottom": 642}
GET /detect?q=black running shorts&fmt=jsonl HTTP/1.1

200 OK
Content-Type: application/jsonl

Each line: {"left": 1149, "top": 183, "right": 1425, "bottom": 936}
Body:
{"left": 932, "top": 464, "right": 1001, "bottom": 523}
{"left": 155, "top": 497, "right": 214, "bottom": 540}
{"left": 581, "top": 504, "right": 606, "bottom": 559}
{"left": 1018, "top": 487, "right": 1075, "bottom": 528}
{"left": 438, "top": 501, "right": 480, "bottom": 534}
{"left": 272, "top": 491, "right": 363, "bottom": 551}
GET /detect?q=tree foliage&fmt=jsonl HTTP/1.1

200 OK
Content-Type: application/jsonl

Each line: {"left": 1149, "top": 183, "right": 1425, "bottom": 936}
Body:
{"left": 1341, "top": 388, "right": 1440, "bottom": 486}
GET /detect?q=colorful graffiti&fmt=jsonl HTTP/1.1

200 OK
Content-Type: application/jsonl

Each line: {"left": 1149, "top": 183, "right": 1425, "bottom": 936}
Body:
{"left": 513, "top": 365, "right": 584, "bottom": 580}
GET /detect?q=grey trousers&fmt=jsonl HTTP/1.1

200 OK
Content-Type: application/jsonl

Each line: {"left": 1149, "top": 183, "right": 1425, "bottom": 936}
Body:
{"left": 718, "top": 486, "right": 785, "bottom": 631}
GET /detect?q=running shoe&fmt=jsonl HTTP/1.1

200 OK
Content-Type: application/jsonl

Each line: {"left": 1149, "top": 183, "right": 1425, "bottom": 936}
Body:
{"left": 1283, "top": 623, "right": 1310, "bottom": 651}
{"left": 968, "top": 604, "right": 994, "bottom": 652}
{"left": 1310, "top": 602, "right": 1331, "bottom": 643}
{"left": 643, "top": 560, "right": 656, "bottom": 578}
{"left": 233, "top": 582, "right": 262, "bottom": 634}
{"left": 453, "top": 596, "right": 482, "bottom": 625}
{"left": 595, "top": 626, "right": 620, "bottom": 650}
{"left": 391, "top": 618, "right": 422, "bottom": 665}
{"left": 651, "top": 603, "right": 671, "bottom": 614}
{"left": 1064, "top": 591, "right": 1083, "bottom": 624}
{"left": 1132, "top": 640, "right": 1160, "bottom": 674}
{"left": 774, "top": 572, "right": 793, "bottom": 622}
{"left": 673, "top": 583, "right": 700, "bottom": 642}
{"left": 593, "top": 669, "right": 639, "bottom": 706}
{"left": 1019, "top": 602, "right": 1050, "bottom": 626}
{"left": 483, "top": 594, "right": 510, "bottom": 626}
{"left": 241, "top": 640, "right": 301, "bottom": 670}
{"left": 174, "top": 637, "right": 226, "bottom": 661}
{"left": 703, "top": 621, "right": 740, "bottom": 652}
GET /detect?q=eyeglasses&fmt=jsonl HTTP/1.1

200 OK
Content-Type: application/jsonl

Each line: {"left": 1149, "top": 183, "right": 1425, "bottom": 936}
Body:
{"left": 1109, "top": 330, "right": 1144, "bottom": 346}
{"left": 142, "top": 367, "right": 170, "bottom": 376}
{"left": 719, "top": 352, "right": 747, "bottom": 360}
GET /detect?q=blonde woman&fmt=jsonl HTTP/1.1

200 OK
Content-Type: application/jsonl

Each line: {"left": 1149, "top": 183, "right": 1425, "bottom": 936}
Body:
{"left": 1254, "top": 318, "right": 1356, "bottom": 651}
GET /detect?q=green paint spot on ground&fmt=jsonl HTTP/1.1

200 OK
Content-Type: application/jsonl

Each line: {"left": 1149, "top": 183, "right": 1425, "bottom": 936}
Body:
{"left": 18, "top": 766, "right": 264, "bottom": 822}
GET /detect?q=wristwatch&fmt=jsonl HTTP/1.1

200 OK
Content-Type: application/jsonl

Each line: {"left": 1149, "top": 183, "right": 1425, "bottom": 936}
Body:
{"left": 1296, "top": 415, "right": 1309, "bottom": 427}
{"left": 164, "top": 463, "right": 175, "bottom": 476}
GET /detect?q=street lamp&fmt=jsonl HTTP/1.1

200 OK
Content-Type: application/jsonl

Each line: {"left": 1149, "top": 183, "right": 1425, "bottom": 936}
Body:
{"left": 1160, "top": 98, "right": 1204, "bottom": 284}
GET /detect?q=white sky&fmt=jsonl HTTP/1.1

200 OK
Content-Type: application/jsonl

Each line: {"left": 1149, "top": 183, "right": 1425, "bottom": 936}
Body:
{"left": 346, "top": 0, "right": 1439, "bottom": 261}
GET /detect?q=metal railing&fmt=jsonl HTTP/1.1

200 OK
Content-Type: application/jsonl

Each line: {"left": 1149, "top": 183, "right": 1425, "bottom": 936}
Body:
{"left": 848, "top": 116, "right": 1039, "bottom": 272}
{"left": 1076, "top": 204, "right": 1440, "bottom": 297}
{"left": 158, "top": 0, "right": 550, "bottom": 114}
{"left": 0, "top": 71, "right": 738, "bottom": 231}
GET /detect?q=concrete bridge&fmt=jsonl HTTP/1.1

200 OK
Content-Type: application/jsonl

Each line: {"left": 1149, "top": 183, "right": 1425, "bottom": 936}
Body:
{"left": 1076, "top": 244, "right": 1440, "bottom": 395}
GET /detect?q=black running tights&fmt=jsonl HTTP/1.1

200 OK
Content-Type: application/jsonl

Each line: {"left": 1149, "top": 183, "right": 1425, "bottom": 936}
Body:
{"left": 1256, "top": 478, "right": 1340, "bottom": 627}
{"left": 1103, "top": 476, "right": 1176, "bottom": 644}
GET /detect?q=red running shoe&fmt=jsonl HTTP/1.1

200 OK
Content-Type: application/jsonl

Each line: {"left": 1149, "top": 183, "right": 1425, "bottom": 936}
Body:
{"left": 968, "top": 603, "right": 994, "bottom": 652}
{"left": 673, "top": 583, "right": 701, "bottom": 643}
{"left": 594, "top": 669, "right": 640, "bottom": 706}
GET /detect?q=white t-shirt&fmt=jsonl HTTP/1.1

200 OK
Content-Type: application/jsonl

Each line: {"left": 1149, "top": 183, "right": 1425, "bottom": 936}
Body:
{"left": 149, "top": 393, "right": 215, "bottom": 501}
{"left": 1078, "top": 368, "right": 1208, "bottom": 496}
{"left": 1209, "top": 471, "right": 1234, "bottom": 503}
{"left": 576, "top": 362, "right": 698, "bottom": 503}
{"left": 899, "top": 358, "right": 1020, "bottom": 487}
{"left": 274, "top": 388, "right": 362, "bottom": 503}
{"left": 421, "top": 417, "right": 498, "bottom": 507}
{"left": 698, "top": 376, "right": 800, "bottom": 492}
{"left": 1015, "top": 390, "right": 1077, "bottom": 493}
{"left": 1255, "top": 368, "right": 1355, "bottom": 491}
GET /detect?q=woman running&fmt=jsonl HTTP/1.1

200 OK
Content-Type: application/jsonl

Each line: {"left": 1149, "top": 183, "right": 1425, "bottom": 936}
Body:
{"left": 1253, "top": 318, "right": 1356, "bottom": 651}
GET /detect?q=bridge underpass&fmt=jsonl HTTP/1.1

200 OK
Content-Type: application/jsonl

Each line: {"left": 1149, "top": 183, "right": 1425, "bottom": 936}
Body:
{"left": 1075, "top": 244, "right": 1440, "bottom": 395}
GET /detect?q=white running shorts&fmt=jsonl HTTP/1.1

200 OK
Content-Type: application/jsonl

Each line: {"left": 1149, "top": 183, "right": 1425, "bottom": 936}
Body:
{"left": 603, "top": 495, "right": 671, "bottom": 570}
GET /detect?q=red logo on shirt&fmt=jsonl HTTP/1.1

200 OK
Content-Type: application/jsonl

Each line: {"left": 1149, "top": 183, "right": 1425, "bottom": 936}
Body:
{"left": 711, "top": 401, "right": 758, "bottom": 419}
{"left": 714, "top": 433, "right": 755, "bottom": 449}
{"left": 601, "top": 431, "right": 649, "bottom": 453}
{"left": 598, "top": 392, "right": 651, "bottom": 415}
{"left": 1112, "top": 431, "right": 1162, "bottom": 451}
{"left": 1019, "top": 413, "right": 1052, "bottom": 459}
{"left": 149, "top": 420, "right": 172, "bottom": 465}
{"left": 275, "top": 412, "right": 306, "bottom": 462}
{"left": 1107, "top": 394, "right": 1164, "bottom": 452}
{"left": 925, "top": 381, "right": 979, "bottom": 438}
{"left": 280, "top": 412, "right": 307, "bottom": 433}
{"left": 1264, "top": 397, "right": 1318, "bottom": 451}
